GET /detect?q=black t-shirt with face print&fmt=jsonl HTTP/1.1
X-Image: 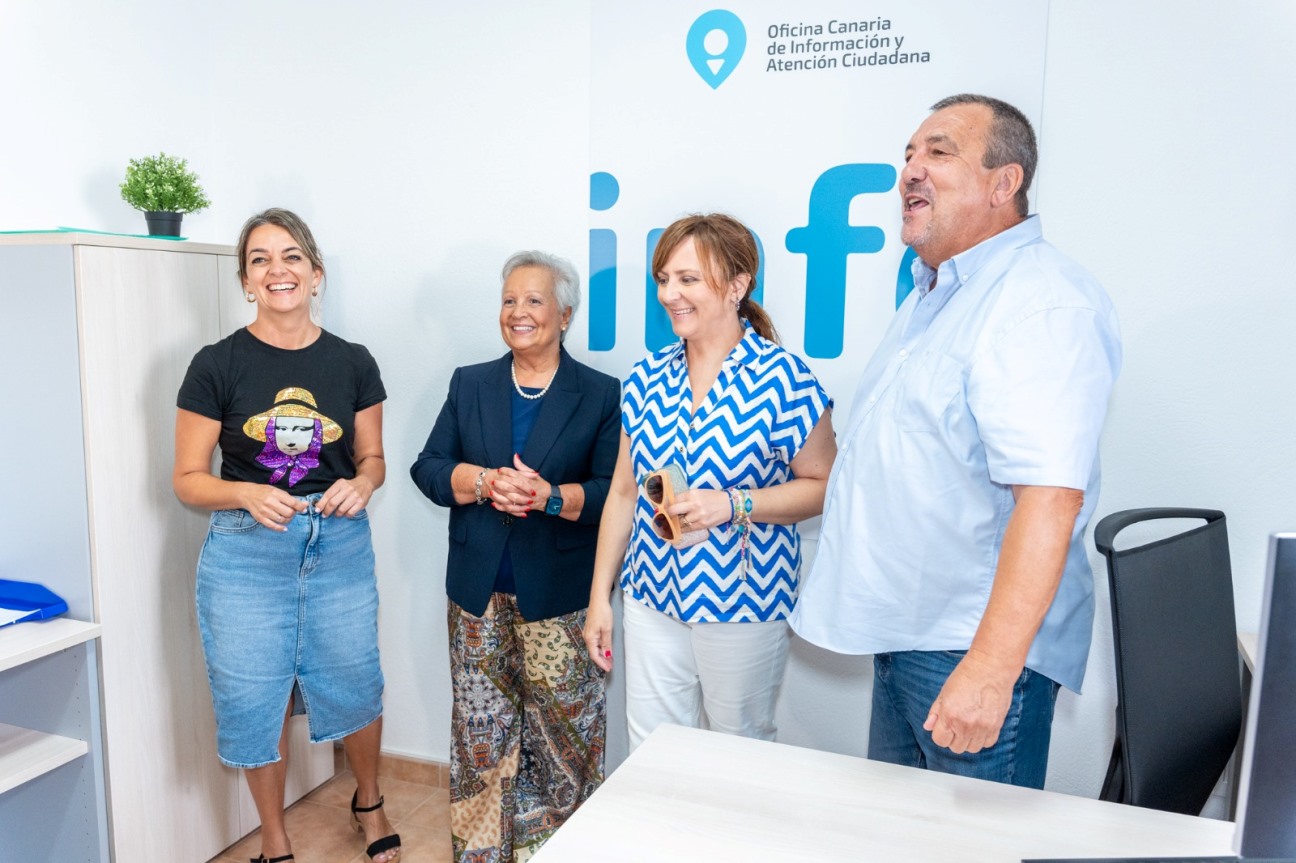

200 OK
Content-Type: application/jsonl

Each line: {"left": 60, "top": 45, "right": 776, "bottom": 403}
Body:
{"left": 177, "top": 327, "right": 386, "bottom": 496}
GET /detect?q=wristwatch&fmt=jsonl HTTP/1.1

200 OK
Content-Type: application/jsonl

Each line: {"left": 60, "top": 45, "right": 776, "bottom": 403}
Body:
{"left": 544, "top": 487, "right": 563, "bottom": 516}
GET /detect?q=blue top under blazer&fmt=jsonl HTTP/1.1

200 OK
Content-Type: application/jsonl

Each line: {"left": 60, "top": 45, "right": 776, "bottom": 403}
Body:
{"left": 411, "top": 347, "right": 621, "bottom": 620}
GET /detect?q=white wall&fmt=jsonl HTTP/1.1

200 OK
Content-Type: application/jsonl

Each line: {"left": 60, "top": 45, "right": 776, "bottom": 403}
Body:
{"left": 3, "top": 0, "right": 1293, "bottom": 803}
{"left": 1035, "top": 0, "right": 1296, "bottom": 797}
{"left": 0, "top": 0, "right": 590, "bottom": 767}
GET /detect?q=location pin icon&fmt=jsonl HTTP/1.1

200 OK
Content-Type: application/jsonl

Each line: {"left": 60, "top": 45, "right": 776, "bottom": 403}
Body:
{"left": 686, "top": 9, "right": 746, "bottom": 89}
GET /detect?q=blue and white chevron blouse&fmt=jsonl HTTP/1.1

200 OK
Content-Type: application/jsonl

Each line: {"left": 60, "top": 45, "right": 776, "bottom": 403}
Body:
{"left": 620, "top": 324, "right": 831, "bottom": 623}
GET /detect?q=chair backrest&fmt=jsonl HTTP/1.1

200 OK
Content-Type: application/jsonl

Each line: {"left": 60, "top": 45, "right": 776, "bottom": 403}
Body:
{"left": 1093, "top": 507, "right": 1242, "bottom": 815}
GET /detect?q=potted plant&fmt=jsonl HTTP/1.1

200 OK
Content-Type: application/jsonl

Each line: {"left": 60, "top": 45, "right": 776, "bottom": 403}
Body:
{"left": 119, "top": 152, "right": 212, "bottom": 237}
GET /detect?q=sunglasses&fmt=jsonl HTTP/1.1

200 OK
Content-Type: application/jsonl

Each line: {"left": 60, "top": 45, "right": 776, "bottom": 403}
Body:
{"left": 641, "top": 465, "right": 704, "bottom": 547}
{"left": 642, "top": 469, "right": 679, "bottom": 541}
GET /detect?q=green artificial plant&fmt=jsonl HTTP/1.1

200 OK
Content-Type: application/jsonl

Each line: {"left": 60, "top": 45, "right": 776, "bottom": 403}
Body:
{"left": 119, "top": 152, "right": 212, "bottom": 213}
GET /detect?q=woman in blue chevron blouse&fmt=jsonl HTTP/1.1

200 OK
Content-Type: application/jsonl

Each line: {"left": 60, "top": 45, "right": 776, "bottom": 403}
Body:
{"left": 583, "top": 213, "right": 837, "bottom": 749}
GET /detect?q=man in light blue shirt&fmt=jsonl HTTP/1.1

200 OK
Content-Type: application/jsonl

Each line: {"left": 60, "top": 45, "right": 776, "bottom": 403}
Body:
{"left": 790, "top": 94, "right": 1122, "bottom": 788}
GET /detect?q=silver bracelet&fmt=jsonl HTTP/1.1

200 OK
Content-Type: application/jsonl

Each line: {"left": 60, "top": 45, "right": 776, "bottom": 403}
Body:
{"left": 474, "top": 469, "right": 488, "bottom": 505}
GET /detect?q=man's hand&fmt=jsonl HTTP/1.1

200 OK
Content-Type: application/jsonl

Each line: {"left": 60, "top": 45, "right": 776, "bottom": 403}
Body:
{"left": 923, "top": 649, "right": 1020, "bottom": 754}
{"left": 923, "top": 485, "right": 1082, "bottom": 754}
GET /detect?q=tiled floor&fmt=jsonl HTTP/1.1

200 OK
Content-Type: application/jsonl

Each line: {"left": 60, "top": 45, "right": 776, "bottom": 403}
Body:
{"left": 209, "top": 767, "right": 452, "bottom": 863}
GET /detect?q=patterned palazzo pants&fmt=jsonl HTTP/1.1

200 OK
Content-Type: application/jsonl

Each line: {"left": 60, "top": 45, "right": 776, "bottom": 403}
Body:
{"left": 448, "top": 594, "right": 606, "bottom": 863}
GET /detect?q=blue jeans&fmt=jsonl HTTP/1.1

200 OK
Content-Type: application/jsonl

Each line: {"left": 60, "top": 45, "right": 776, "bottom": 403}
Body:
{"left": 196, "top": 496, "right": 384, "bottom": 768}
{"left": 869, "top": 651, "right": 1060, "bottom": 789}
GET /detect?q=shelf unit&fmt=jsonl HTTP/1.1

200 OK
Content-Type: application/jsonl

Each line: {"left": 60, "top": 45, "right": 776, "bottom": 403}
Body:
{"left": 0, "top": 722, "right": 89, "bottom": 796}
{"left": 0, "top": 618, "right": 101, "bottom": 674}
{"left": 0, "top": 234, "right": 333, "bottom": 862}
{"left": 0, "top": 236, "right": 111, "bottom": 861}
{"left": 0, "top": 620, "right": 102, "bottom": 795}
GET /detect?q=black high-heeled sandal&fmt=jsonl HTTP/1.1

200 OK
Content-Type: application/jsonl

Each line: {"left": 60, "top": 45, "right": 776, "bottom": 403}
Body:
{"left": 350, "top": 790, "right": 402, "bottom": 861}
{"left": 250, "top": 855, "right": 294, "bottom": 863}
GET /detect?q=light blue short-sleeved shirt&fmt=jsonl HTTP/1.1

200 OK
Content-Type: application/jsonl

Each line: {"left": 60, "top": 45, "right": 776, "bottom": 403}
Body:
{"left": 621, "top": 324, "right": 831, "bottom": 623}
{"left": 789, "top": 216, "right": 1122, "bottom": 692}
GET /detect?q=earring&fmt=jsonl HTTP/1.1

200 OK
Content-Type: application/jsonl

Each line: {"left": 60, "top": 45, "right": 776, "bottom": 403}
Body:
{"left": 245, "top": 293, "right": 256, "bottom": 303}
{"left": 312, "top": 288, "right": 318, "bottom": 297}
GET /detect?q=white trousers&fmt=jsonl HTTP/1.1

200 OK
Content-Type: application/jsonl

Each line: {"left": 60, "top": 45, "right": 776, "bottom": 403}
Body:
{"left": 622, "top": 597, "right": 791, "bottom": 751}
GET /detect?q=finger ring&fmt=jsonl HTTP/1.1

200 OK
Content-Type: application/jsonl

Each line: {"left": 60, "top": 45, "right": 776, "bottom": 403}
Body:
{"left": 680, "top": 516, "right": 691, "bottom": 529}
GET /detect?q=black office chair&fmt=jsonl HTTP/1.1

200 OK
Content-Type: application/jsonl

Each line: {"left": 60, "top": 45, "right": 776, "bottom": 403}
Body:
{"left": 1093, "top": 507, "right": 1243, "bottom": 816}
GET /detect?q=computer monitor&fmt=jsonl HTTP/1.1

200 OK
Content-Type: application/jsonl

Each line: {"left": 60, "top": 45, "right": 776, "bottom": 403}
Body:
{"left": 1233, "top": 532, "right": 1296, "bottom": 858}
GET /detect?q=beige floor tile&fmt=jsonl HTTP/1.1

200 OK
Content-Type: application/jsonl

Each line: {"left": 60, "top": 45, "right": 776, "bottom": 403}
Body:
{"left": 210, "top": 760, "right": 449, "bottom": 863}
{"left": 344, "top": 823, "right": 452, "bottom": 863}
{"left": 288, "top": 799, "right": 374, "bottom": 861}
{"left": 372, "top": 775, "right": 438, "bottom": 823}
{"left": 396, "top": 788, "right": 451, "bottom": 831}
{"left": 307, "top": 768, "right": 361, "bottom": 810}
{"left": 221, "top": 799, "right": 381, "bottom": 863}
{"left": 305, "top": 769, "right": 437, "bottom": 823}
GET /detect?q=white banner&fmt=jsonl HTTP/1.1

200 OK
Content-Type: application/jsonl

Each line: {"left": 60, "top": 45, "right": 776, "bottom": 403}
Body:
{"left": 589, "top": 0, "right": 1049, "bottom": 412}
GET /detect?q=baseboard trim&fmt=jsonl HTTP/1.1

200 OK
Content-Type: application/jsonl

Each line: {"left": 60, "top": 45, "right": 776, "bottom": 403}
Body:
{"left": 331, "top": 742, "right": 449, "bottom": 789}
{"left": 377, "top": 750, "right": 449, "bottom": 788}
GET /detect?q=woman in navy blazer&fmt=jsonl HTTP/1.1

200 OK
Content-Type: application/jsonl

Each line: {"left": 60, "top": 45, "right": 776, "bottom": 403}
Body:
{"left": 410, "top": 250, "right": 618, "bottom": 862}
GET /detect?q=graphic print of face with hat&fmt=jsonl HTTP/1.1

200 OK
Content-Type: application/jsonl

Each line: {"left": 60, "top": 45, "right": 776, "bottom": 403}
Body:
{"left": 242, "top": 387, "right": 342, "bottom": 487}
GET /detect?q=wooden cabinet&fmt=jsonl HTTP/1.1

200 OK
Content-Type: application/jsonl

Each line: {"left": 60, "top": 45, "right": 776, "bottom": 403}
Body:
{"left": 0, "top": 235, "right": 333, "bottom": 862}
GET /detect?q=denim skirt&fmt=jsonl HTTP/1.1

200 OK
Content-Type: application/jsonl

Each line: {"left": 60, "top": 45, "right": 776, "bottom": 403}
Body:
{"left": 195, "top": 496, "right": 384, "bottom": 768}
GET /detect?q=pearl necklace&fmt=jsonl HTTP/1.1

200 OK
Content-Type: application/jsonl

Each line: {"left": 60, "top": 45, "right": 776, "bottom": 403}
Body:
{"left": 511, "top": 358, "right": 559, "bottom": 400}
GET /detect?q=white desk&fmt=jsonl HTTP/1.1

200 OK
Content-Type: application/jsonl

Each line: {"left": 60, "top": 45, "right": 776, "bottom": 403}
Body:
{"left": 535, "top": 724, "right": 1235, "bottom": 862}
{"left": 1239, "top": 631, "right": 1258, "bottom": 672}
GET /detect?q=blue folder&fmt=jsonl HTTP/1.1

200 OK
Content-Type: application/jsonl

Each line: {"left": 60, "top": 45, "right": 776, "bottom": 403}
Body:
{"left": 0, "top": 579, "right": 69, "bottom": 628}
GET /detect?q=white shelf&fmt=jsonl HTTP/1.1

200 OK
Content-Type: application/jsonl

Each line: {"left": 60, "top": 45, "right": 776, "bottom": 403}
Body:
{"left": 0, "top": 722, "right": 89, "bottom": 795}
{"left": 0, "top": 618, "right": 101, "bottom": 673}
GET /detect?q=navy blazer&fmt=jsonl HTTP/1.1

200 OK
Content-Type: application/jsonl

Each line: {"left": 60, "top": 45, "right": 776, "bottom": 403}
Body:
{"left": 410, "top": 348, "right": 621, "bottom": 620}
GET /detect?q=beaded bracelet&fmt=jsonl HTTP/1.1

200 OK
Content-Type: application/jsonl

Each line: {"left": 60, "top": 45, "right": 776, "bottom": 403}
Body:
{"left": 728, "top": 488, "right": 753, "bottom": 580}
{"left": 474, "top": 469, "right": 488, "bottom": 505}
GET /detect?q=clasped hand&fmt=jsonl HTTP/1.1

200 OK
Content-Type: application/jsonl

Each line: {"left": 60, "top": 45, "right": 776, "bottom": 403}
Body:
{"left": 487, "top": 454, "right": 551, "bottom": 515}
{"left": 242, "top": 476, "right": 372, "bottom": 531}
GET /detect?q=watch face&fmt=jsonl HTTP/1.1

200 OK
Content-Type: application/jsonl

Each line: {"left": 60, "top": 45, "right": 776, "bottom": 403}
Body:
{"left": 545, "top": 495, "right": 563, "bottom": 516}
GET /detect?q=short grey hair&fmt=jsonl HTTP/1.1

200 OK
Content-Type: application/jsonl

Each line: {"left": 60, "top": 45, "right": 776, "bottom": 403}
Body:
{"left": 501, "top": 250, "right": 581, "bottom": 342}
{"left": 932, "top": 94, "right": 1037, "bottom": 217}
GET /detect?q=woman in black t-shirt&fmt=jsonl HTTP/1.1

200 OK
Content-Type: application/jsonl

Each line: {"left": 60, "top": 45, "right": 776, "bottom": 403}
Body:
{"left": 174, "top": 209, "right": 399, "bottom": 863}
